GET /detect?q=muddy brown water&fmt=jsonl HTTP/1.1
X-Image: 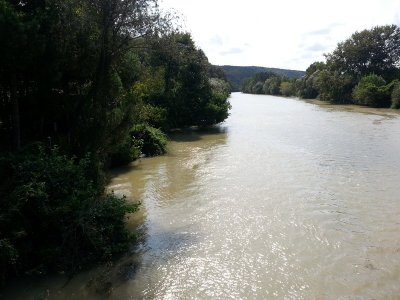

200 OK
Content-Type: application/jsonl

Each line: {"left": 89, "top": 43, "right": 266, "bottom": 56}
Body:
{"left": 3, "top": 93, "right": 400, "bottom": 299}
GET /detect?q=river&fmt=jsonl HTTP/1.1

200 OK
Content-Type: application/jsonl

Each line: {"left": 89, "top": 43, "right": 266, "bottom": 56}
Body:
{"left": 3, "top": 93, "right": 400, "bottom": 299}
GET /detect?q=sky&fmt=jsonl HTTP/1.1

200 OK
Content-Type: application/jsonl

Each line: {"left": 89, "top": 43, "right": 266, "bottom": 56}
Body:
{"left": 159, "top": 0, "right": 400, "bottom": 71}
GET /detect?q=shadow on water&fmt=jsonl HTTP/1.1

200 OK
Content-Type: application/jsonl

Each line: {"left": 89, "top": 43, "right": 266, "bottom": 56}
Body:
{"left": 79, "top": 227, "right": 201, "bottom": 299}
{"left": 108, "top": 125, "right": 228, "bottom": 178}
{"left": 0, "top": 227, "right": 200, "bottom": 300}
{"left": 1, "top": 124, "right": 228, "bottom": 299}
{"left": 168, "top": 125, "right": 228, "bottom": 142}
{"left": 107, "top": 159, "right": 147, "bottom": 179}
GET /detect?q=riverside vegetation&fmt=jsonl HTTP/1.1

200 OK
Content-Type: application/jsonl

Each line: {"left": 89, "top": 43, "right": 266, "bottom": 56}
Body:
{"left": 0, "top": 0, "right": 230, "bottom": 284}
{"left": 241, "top": 25, "right": 400, "bottom": 109}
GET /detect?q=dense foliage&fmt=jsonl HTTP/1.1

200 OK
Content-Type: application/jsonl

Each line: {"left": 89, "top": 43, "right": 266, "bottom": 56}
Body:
{"left": 130, "top": 124, "right": 167, "bottom": 157}
{"left": 241, "top": 72, "right": 298, "bottom": 98}
{"left": 391, "top": 82, "right": 400, "bottom": 109}
{"left": 0, "top": 146, "right": 138, "bottom": 282}
{"left": 352, "top": 75, "right": 391, "bottom": 107}
{"left": 241, "top": 25, "right": 400, "bottom": 108}
{"left": 241, "top": 72, "right": 276, "bottom": 94}
{"left": 325, "top": 25, "right": 400, "bottom": 80}
{"left": 140, "top": 34, "right": 231, "bottom": 129}
{"left": 315, "top": 70, "right": 354, "bottom": 103}
{"left": 0, "top": 0, "right": 230, "bottom": 284}
{"left": 221, "top": 65, "right": 305, "bottom": 92}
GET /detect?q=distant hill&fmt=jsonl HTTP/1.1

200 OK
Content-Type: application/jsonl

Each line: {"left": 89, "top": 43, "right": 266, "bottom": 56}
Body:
{"left": 218, "top": 65, "right": 305, "bottom": 92}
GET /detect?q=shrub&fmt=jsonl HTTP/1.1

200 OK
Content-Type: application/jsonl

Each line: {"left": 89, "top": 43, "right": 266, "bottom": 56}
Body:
{"left": 0, "top": 146, "right": 137, "bottom": 283}
{"left": 280, "top": 81, "right": 294, "bottom": 97}
{"left": 315, "top": 70, "right": 354, "bottom": 103}
{"left": 352, "top": 74, "right": 391, "bottom": 107}
{"left": 296, "top": 69, "right": 321, "bottom": 99}
{"left": 107, "top": 124, "right": 168, "bottom": 167}
{"left": 130, "top": 124, "right": 167, "bottom": 157}
{"left": 108, "top": 138, "right": 141, "bottom": 167}
{"left": 263, "top": 76, "right": 281, "bottom": 95}
{"left": 209, "top": 78, "right": 230, "bottom": 96}
{"left": 391, "top": 81, "right": 400, "bottom": 109}
{"left": 137, "top": 104, "right": 167, "bottom": 129}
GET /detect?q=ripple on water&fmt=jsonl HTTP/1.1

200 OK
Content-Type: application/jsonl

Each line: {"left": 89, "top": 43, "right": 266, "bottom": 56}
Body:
{"left": 3, "top": 94, "right": 400, "bottom": 299}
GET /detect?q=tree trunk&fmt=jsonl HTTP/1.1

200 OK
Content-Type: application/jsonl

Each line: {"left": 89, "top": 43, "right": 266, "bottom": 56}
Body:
{"left": 10, "top": 70, "right": 21, "bottom": 150}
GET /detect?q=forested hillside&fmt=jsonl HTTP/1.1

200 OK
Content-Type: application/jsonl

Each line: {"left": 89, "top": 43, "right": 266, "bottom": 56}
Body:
{"left": 220, "top": 65, "right": 305, "bottom": 91}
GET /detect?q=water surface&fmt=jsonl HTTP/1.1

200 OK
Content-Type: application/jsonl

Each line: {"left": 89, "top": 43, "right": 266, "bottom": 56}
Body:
{"left": 4, "top": 93, "right": 400, "bottom": 299}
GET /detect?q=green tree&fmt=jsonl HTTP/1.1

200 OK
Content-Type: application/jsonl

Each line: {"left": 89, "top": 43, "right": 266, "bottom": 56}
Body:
{"left": 263, "top": 76, "right": 281, "bottom": 95}
{"left": 391, "top": 81, "right": 400, "bottom": 109}
{"left": 315, "top": 70, "right": 354, "bottom": 103}
{"left": 0, "top": 0, "right": 41, "bottom": 150}
{"left": 0, "top": 146, "right": 138, "bottom": 282}
{"left": 280, "top": 81, "right": 294, "bottom": 97}
{"left": 209, "top": 78, "right": 231, "bottom": 96}
{"left": 241, "top": 72, "right": 276, "bottom": 94}
{"left": 295, "top": 62, "right": 325, "bottom": 99}
{"left": 252, "top": 82, "right": 264, "bottom": 94}
{"left": 295, "top": 73, "right": 320, "bottom": 99}
{"left": 0, "top": 0, "right": 169, "bottom": 157}
{"left": 145, "top": 33, "right": 230, "bottom": 128}
{"left": 306, "top": 61, "right": 326, "bottom": 76}
{"left": 0, "top": 0, "right": 231, "bottom": 284}
{"left": 352, "top": 74, "right": 391, "bottom": 107}
{"left": 0, "top": 0, "right": 176, "bottom": 284}
{"left": 325, "top": 25, "right": 400, "bottom": 80}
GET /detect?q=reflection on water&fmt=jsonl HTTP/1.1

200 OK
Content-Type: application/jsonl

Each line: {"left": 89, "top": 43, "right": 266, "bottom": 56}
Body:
{"left": 3, "top": 93, "right": 400, "bottom": 299}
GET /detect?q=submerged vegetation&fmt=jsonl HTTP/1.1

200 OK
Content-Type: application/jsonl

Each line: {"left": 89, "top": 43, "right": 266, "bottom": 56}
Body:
{"left": 242, "top": 24, "right": 400, "bottom": 109}
{"left": 0, "top": 0, "right": 230, "bottom": 284}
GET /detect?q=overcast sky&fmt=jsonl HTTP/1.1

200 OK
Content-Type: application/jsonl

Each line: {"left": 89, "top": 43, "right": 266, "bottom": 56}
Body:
{"left": 160, "top": 0, "right": 400, "bottom": 71}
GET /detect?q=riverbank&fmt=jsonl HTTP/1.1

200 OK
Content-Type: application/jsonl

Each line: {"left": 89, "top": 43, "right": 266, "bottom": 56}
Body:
{"left": 248, "top": 92, "right": 400, "bottom": 117}
{"left": 2, "top": 93, "right": 400, "bottom": 298}
{"left": 98, "top": 93, "right": 400, "bottom": 298}
{"left": 301, "top": 98, "right": 400, "bottom": 116}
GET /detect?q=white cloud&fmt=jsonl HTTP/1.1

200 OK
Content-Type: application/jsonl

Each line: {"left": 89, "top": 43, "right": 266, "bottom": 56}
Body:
{"left": 160, "top": 0, "right": 400, "bottom": 70}
{"left": 219, "top": 47, "right": 247, "bottom": 56}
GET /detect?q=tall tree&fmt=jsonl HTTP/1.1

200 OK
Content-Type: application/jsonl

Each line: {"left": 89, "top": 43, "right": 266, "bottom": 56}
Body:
{"left": 325, "top": 25, "right": 400, "bottom": 80}
{"left": 0, "top": 0, "right": 170, "bottom": 156}
{"left": 143, "top": 33, "right": 230, "bottom": 128}
{"left": 315, "top": 70, "right": 353, "bottom": 103}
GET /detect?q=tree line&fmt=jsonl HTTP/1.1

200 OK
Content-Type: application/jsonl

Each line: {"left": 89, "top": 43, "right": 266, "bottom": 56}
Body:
{"left": 221, "top": 65, "right": 304, "bottom": 92}
{"left": 0, "top": 0, "right": 230, "bottom": 284}
{"left": 242, "top": 24, "right": 400, "bottom": 108}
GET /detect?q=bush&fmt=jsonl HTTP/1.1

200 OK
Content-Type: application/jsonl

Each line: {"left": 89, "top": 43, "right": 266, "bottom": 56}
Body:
{"left": 280, "top": 81, "right": 294, "bottom": 97}
{"left": 0, "top": 146, "right": 137, "bottom": 284}
{"left": 108, "top": 138, "right": 141, "bottom": 167}
{"left": 137, "top": 104, "right": 168, "bottom": 129}
{"left": 296, "top": 70, "right": 321, "bottom": 99}
{"left": 315, "top": 70, "right": 354, "bottom": 103}
{"left": 391, "top": 81, "right": 400, "bottom": 109}
{"left": 202, "top": 92, "right": 231, "bottom": 125}
{"left": 107, "top": 124, "right": 168, "bottom": 167}
{"left": 130, "top": 124, "right": 167, "bottom": 157}
{"left": 352, "top": 74, "right": 391, "bottom": 107}
{"left": 263, "top": 76, "right": 281, "bottom": 95}
{"left": 209, "top": 78, "right": 230, "bottom": 96}
{"left": 252, "top": 81, "right": 264, "bottom": 94}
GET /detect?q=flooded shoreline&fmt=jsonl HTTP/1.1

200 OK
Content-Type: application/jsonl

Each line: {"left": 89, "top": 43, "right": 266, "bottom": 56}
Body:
{"left": 2, "top": 92, "right": 400, "bottom": 299}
